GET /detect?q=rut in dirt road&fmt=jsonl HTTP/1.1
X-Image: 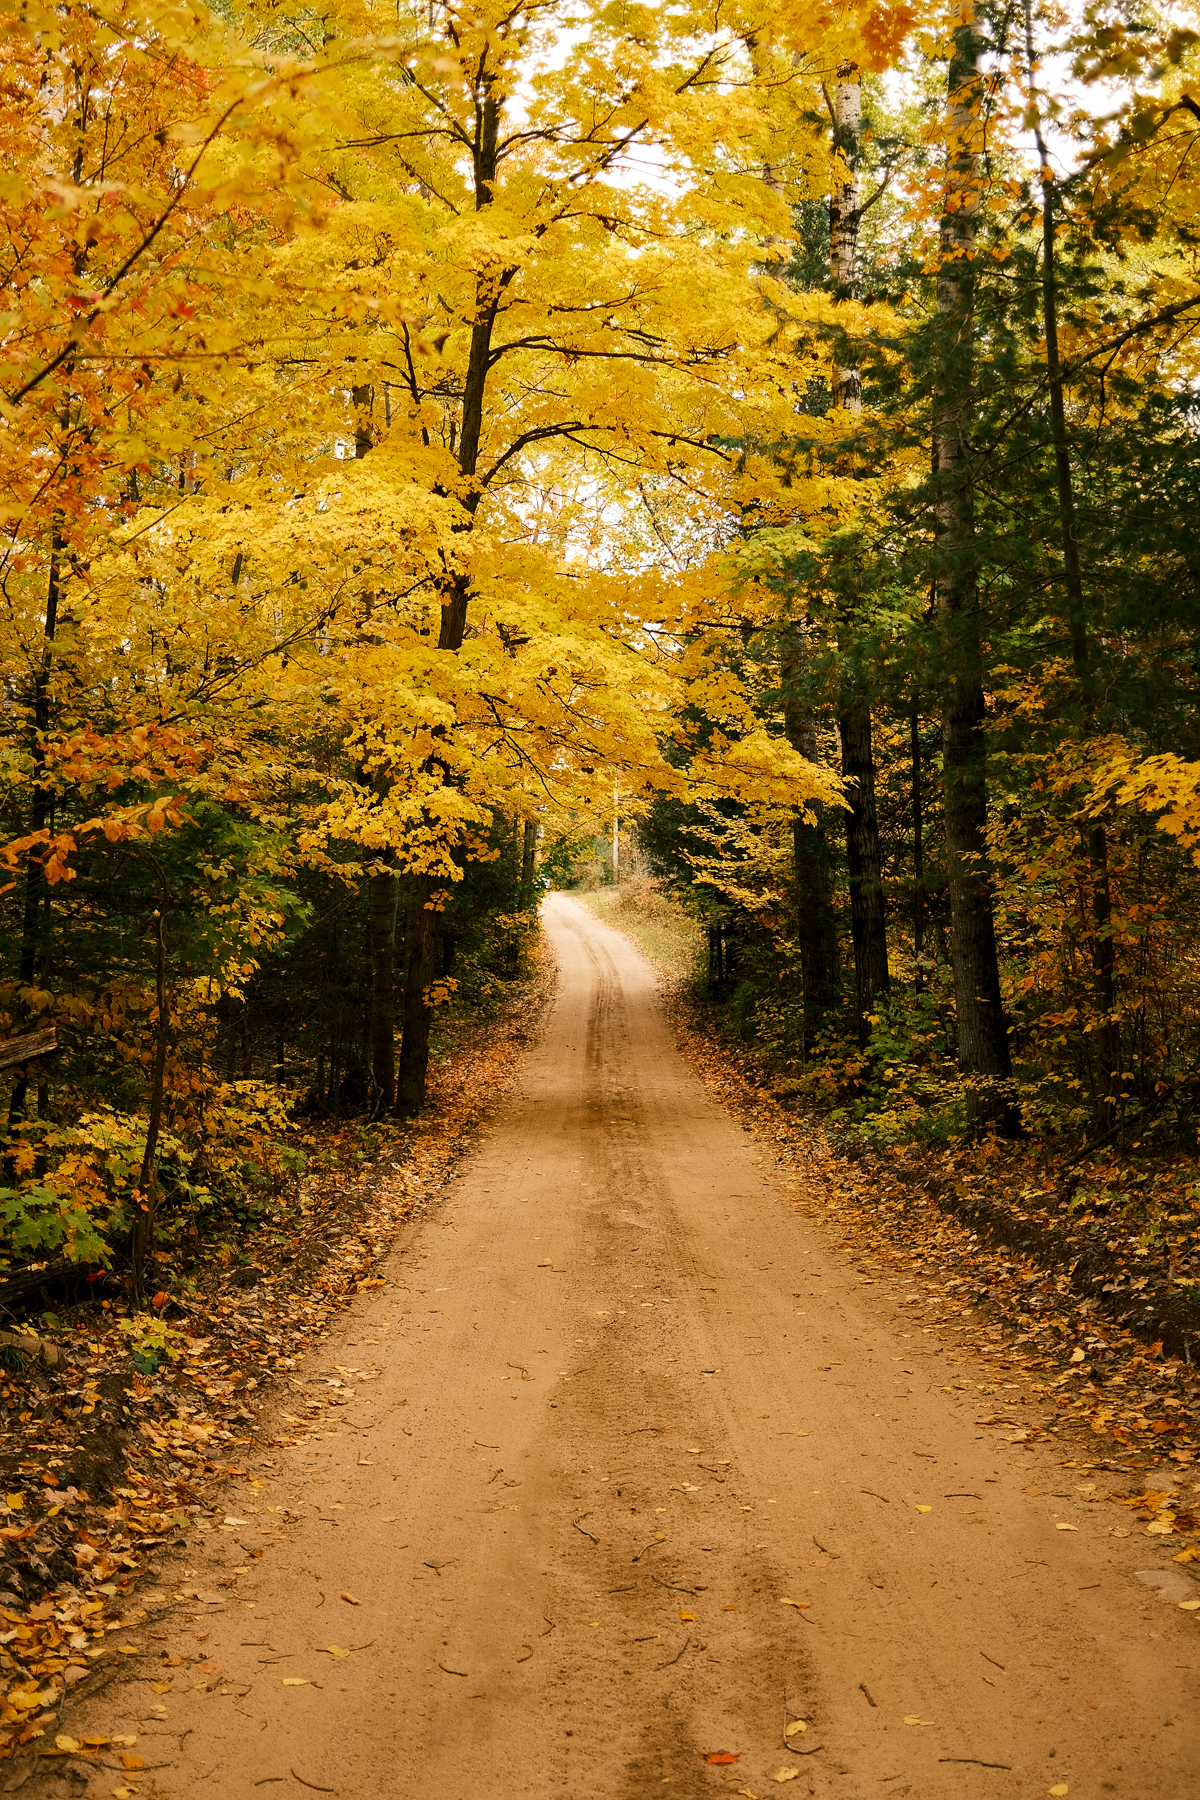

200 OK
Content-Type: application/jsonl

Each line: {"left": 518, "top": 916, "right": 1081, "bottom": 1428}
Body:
{"left": 39, "top": 895, "right": 1199, "bottom": 1800}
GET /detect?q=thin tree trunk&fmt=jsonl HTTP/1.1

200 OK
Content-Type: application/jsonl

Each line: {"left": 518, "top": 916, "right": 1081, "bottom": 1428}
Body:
{"left": 934, "top": 18, "right": 1019, "bottom": 1137}
{"left": 132, "top": 890, "right": 171, "bottom": 1304}
{"left": 520, "top": 819, "right": 537, "bottom": 904}
{"left": 911, "top": 707, "right": 926, "bottom": 990}
{"left": 781, "top": 624, "right": 841, "bottom": 1044}
{"left": 396, "top": 878, "right": 441, "bottom": 1116}
{"left": 369, "top": 860, "right": 399, "bottom": 1111}
{"left": 830, "top": 70, "right": 890, "bottom": 1042}
{"left": 1024, "top": 0, "right": 1118, "bottom": 1130}
{"left": 842, "top": 699, "right": 889, "bottom": 1038}
{"left": 8, "top": 533, "right": 63, "bottom": 1141}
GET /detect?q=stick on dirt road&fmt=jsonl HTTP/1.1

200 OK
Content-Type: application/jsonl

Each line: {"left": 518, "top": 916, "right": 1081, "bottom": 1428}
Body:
{"left": 45, "top": 895, "right": 1199, "bottom": 1797}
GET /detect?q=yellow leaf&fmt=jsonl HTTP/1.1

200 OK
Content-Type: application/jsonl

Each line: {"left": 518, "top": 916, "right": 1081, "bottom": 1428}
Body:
{"left": 117, "top": 1643, "right": 140, "bottom": 1654}
{"left": 1147, "top": 1520, "right": 1174, "bottom": 1535}
{"left": 120, "top": 1756, "right": 145, "bottom": 1771}
{"left": 55, "top": 1737, "right": 81, "bottom": 1754}
{"left": 1069, "top": 1348, "right": 1084, "bottom": 1363}
{"left": 150, "top": 1681, "right": 172, "bottom": 1694}
{"left": 903, "top": 1716, "right": 933, "bottom": 1726}
{"left": 538, "top": 1259, "right": 552, "bottom": 1267}
{"left": 340, "top": 1592, "right": 360, "bottom": 1605}
{"left": 6, "top": 1493, "right": 23, "bottom": 1510}
{"left": 785, "top": 1720, "right": 808, "bottom": 1736}
{"left": 1178, "top": 1599, "right": 1200, "bottom": 1611}
{"left": 1055, "top": 1523, "right": 1078, "bottom": 1531}
{"left": 325, "top": 1644, "right": 351, "bottom": 1656}
{"left": 914, "top": 1504, "right": 932, "bottom": 1514}
{"left": 1048, "top": 1786, "right": 1069, "bottom": 1796}
{"left": 772, "top": 1770, "right": 799, "bottom": 1782}
{"left": 679, "top": 1609, "right": 695, "bottom": 1622}
{"left": 281, "top": 1677, "right": 308, "bottom": 1686}
{"left": 779, "top": 1597, "right": 810, "bottom": 1609}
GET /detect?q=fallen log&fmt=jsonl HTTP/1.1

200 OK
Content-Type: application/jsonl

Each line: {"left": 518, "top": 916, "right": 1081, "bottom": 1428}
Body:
{"left": 0, "top": 1025, "right": 57, "bottom": 1072}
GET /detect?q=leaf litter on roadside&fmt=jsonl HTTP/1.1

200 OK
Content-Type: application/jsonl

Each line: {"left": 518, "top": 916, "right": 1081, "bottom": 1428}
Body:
{"left": 0, "top": 988, "right": 545, "bottom": 1761}
{"left": 669, "top": 989, "right": 1200, "bottom": 1547}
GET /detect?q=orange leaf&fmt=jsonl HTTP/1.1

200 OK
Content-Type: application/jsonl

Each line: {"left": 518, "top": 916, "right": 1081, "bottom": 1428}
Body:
{"left": 705, "top": 1753, "right": 740, "bottom": 1765}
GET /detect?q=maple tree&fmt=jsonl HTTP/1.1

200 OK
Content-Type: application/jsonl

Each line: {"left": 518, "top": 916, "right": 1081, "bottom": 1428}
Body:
{"left": 1, "top": 0, "right": 1198, "bottom": 1382}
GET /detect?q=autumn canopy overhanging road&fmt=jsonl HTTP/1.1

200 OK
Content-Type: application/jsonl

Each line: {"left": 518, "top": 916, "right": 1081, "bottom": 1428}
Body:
{"left": 44, "top": 896, "right": 1199, "bottom": 1799}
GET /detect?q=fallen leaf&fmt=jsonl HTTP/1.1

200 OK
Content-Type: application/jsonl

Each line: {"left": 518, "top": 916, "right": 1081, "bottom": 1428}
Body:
{"left": 779, "top": 1597, "right": 810, "bottom": 1609}
{"left": 223, "top": 1517, "right": 248, "bottom": 1527}
{"left": 914, "top": 1505, "right": 932, "bottom": 1514}
{"left": 722, "top": 1603, "right": 738, "bottom": 1611}
{"left": 54, "top": 1737, "right": 81, "bottom": 1754}
{"left": 538, "top": 1259, "right": 552, "bottom": 1267}
{"left": 150, "top": 1682, "right": 172, "bottom": 1694}
{"left": 340, "top": 1592, "right": 360, "bottom": 1605}
{"left": 113, "top": 1788, "right": 133, "bottom": 1799}
{"left": 1178, "top": 1599, "right": 1200, "bottom": 1611}
{"left": 785, "top": 1720, "right": 808, "bottom": 1736}
{"left": 357, "top": 1458, "right": 374, "bottom": 1467}
{"left": 772, "top": 1770, "right": 800, "bottom": 1783}
{"left": 120, "top": 1755, "right": 145, "bottom": 1771}
{"left": 1173, "top": 1547, "right": 1200, "bottom": 1563}
{"left": 325, "top": 1645, "right": 352, "bottom": 1656}
{"left": 1055, "top": 1523, "right": 1078, "bottom": 1532}
{"left": 1048, "top": 1786, "right": 1069, "bottom": 1796}
{"left": 5, "top": 1494, "right": 23, "bottom": 1511}
{"left": 704, "top": 1752, "right": 740, "bottom": 1764}
{"left": 117, "top": 1644, "right": 140, "bottom": 1655}
{"left": 903, "top": 1716, "right": 933, "bottom": 1726}
{"left": 1147, "top": 1519, "right": 1174, "bottom": 1535}
{"left": 110, "top": 1737, "right": 137, "bottom": 1747}
{"left": 679, "top": 1609, "right": 695, "bottom": 1622}
{"left": 281, "top": 1677, "right": 308, "bottom": 1686}
{"left": 1070, "top": 1349, "right": 1084, "bottom": 1363}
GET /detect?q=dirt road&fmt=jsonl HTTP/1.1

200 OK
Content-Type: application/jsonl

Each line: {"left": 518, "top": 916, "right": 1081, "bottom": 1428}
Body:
{"left": 46, "top": 896, "right": 1199, "bottom": 1798}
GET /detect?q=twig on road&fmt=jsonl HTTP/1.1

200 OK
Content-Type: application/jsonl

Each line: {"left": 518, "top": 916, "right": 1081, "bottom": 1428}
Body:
{"left": 573, "top": 1517, "right": 599, "bottom": 1544}
{"left": 654, "top": 1636, "right": 691, "bottom": 1671}
{"left": 632, "top": 1539, "right": 662, "bottom": 1563}
{"left": 938, "top": 1760, "right": 1012, "bottom": 1770}
{"left": 651, "top": 1574, "right": 706, "bottom": 1596}
{"left": 291, "top": 1772, "right": 339, "bottom": 1793}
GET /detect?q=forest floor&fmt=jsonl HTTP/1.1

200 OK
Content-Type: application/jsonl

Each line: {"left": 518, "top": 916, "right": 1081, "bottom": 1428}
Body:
{"left": 7, "top": 893, "right": 1199, "bottom": 1800}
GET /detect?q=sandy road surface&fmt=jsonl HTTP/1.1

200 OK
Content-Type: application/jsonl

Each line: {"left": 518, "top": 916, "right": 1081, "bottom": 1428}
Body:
{"left": 42, "top": 895, "right": 1199, "bottom": 1799}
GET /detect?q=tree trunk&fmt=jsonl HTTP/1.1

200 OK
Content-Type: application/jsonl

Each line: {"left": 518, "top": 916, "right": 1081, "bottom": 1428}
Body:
{"left": 132, "top": 892, "right": 172, "bottom": 1304}
{"left": 396, "top": 877, "right": 442, "bottom": 1116}
{"left": 911, "top": 707, "right": 926, "bottom": 990}
{"left": 934, "top": 20, "right": 1019, "bottom": 1137}
{"left": 1024, "top": 0, "right": 1118, "bottom": 1130}
{"left": 830, "top": 70, "right": 890, "bottom": 1040}
{"left": 842, "top": 698, "right": 889, "bottom": 1040}
{"left": 369, "top": 863, "right": 398, "bottom": 1110}
{"left": 781, "top": 623, "right": 841, "bottom": 1044}
{"left": 7, "top": 534, "right": 63, "bottom": 1141}
{"left": 520, "top": 819, "right": 537, "bottom": 904}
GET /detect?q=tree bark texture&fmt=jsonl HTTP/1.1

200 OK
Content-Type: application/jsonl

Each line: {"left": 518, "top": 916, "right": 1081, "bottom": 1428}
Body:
{"left": 934, "top": 23, "right": 1019, "bottom": 1136}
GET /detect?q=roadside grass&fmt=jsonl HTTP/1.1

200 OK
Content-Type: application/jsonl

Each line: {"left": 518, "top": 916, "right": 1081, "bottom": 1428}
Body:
{"left": 570, "top": 877, "right": 703, "bottom": 984}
